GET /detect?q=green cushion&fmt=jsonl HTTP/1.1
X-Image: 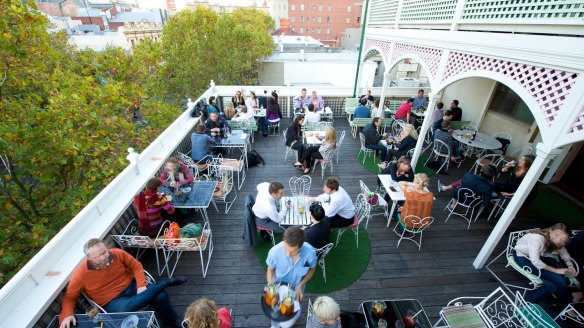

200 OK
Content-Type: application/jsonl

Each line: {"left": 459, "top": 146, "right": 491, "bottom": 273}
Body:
{"left": 507, "top": 255, "right": 544, "bottom": 285}
{"left": 442, "top": 304, "right": 486, "bottom": 328}
{"left": 516, "top": 304, "right": 559, "bottom": 328}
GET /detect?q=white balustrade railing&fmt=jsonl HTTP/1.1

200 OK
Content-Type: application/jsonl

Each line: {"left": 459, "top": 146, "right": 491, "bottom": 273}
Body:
{"left": 0, "top": 88, "right": 213, "bottom": 328}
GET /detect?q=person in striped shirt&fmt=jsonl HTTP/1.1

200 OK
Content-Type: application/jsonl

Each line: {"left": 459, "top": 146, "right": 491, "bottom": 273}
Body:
{"left": 433, "top": 120, "right": 463, "bottom": 162}
{"left": 134, "top": 178, "right": 175, "bottom": 237}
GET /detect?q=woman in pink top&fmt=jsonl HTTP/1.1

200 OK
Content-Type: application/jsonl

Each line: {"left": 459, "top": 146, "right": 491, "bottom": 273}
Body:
{"left": 395, "top": 98, "right": 415, "bottom": 125}
{"left": 184, "top": 298, "right": 232, "bottom": 328}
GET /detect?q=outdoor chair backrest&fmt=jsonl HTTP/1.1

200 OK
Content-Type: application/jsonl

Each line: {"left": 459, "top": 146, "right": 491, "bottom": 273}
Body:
{"left": 355, "top": 194, "right": 371, "bottom": 225}
{"left": 475, "top": 287, "right": 528, "bottom": 328}
{"left": 359, "top": 132, "right": 367, "bottom": 149}
{"left": 391, "top": 120, "right": 405, "bottom": 137}
{"left": 449, "top": 121, "right": 472, "bottom": 130}
{"left": 289, "top": 176, "right": 312, "bottom": 197}
{"left": 454, "top": 187, "right": 482, "bottom": 208}
{"left": 400, "top": 214, "right": 434, "bottom": 232}
{"left": 433, "top": 139, "right": 451, "bottom": 157}
{"left": 514, "top": 291, "right": 560, "bottom": 328}
{"left": 350, "top": 118, "right": 370, "bottom": 128}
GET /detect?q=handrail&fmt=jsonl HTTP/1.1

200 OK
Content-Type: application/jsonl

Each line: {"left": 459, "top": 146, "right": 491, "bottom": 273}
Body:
{"left": 0, "top": 87, "right": 212, "bottom": 327}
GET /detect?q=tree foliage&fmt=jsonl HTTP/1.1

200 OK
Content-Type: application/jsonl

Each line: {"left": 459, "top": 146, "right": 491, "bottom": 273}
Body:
{"left": 159, "top": 7, "right": 274, "bottom": 99}
{"left": 0, "top": 1, "right": 178, "bottom": 286}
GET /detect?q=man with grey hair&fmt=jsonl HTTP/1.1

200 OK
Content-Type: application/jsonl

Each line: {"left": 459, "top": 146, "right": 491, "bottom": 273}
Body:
{"left": 58, "top": 238, "right": 186, "bottom": 328}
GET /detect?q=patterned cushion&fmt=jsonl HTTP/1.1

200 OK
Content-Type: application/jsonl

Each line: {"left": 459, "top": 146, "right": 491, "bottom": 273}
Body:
{"left": 442, "top": 304, "right": 486, "bottom": 328}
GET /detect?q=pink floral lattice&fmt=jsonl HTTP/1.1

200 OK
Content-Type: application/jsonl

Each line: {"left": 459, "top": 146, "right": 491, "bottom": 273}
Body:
{"left": 571, "top": 109, "right": 584, "bottom": 133}
{"left": 443, "top": 52, "right": 579, "bottom": 125}
{"left": 363, "top": 39, "right": 392, "bottom": 62}
{"left": 390, "top": 43, "right": 442, "bottom": 80}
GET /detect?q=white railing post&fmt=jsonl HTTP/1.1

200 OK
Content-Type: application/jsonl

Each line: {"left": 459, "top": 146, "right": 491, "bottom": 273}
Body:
{"left": 411, "top": 93, "right": 440, "bottom": 169}
{"left": 126, "top": 147, "right": 140, "bottom": 174}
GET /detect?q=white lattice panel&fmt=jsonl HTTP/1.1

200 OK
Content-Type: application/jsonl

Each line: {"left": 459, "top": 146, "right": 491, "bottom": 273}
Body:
{"left": 462, "top": 0, "right": 584, "bottom": 20}
{"left": 391, "top": 43, "right": 442, "bottom": 80}
{"left": 369, "top": 0, "right": 398, "bottom": 26}
{"left": 443, "top": 52, "right": 579, "bottom": 125}
{"left": 400, "top": 0, "right": 457, "bottom": 21}
{"left": 571, "top": 109, "right": 584, "bottom": 133}
{"left": 363, "top": 39, "right": 392, "bottom": 62}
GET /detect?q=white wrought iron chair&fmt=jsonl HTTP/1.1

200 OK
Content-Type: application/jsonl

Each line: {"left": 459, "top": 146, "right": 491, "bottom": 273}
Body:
{"left": 158, "top": 220, "right": 214, "bottom": 278}
{"left": 208, "top": 153, "right": 246, "bottom": 190}
{"left": 389, "top": 119, "right": 405, "bottom": 139}
{"left": 490, "top": 131, "right": 512, "bottom": 155}
{"left": 444, "top": 188, "right": 483, "bottom": 229}
{"left": 306, "top": 298, "right": 315, "bottom": 328}
{"left": 424, "top": 139, "right": 451, "bottom": 174}
{"left": 555, "top": 303, "right": 584, "bottom": 325}
{"left": 358, "top": 132, "right": 376, "bottom": 164}
{"left": 289, "top": 175, "right": 312, "bottom": 198}
{"left": 393, "top": 215, "right": 434, "bottom": 250}
{"left": 335, "top": 130, "right": 346, "bottom": 164}
{"left": 335, "top": 194, "right": 370, "bottom": 248}
{"left": 359, "top": 180, "right": 388, "bottom": 228}
{"left": 206, "top": 164, "right": 237, "bottom": 214}
{"left": 315, "top": 243, "right": 334, "bottom": 283}
{"left": 514, "top": 291, "right": 561, "bottom": 328}
{"left": 312, "top": 144, "right": 338, "bottom": 180}
{"left": 177, "top": 150, "right": 209, "bottom": 177}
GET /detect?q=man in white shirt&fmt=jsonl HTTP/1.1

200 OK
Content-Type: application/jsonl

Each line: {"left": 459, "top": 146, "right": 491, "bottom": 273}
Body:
{"left": 304, "top": 104, "right": 320, "bottom": 123}
{"left": 252, "top": 181, "right": 290, "bottom": 233}
{"left": 309, "top": 178, "right": 355, "bottom": 228}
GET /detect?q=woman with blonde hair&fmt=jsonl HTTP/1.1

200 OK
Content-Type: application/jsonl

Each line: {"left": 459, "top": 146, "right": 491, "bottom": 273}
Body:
{"left": 513, "top": 223, "right": 576, "bottom": 308}
{"left": 397, "top": 173, "right": 434, "bottom": 228}
{"left": 381, "top": 124, "right": 418, "bottom": 165}
{"left": 223, "top": 103, "right": 235, "bottom": 120}
{"left": 308, "top": 296, "right": 341, "bottom": 328}
{"left": 298, "top": 127, "right": 337, "bottom": 174}
{"left": 184, "top": 298, "right": 231, "bottom": 328}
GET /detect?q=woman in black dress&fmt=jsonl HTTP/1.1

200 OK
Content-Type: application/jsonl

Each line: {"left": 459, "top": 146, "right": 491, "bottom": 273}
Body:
{"left": 286, "top": 115, "right": 305, "bottom": 167}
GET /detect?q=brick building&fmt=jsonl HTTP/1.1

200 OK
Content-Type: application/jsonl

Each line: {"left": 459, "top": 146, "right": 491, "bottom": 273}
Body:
{"left": 287, "top": 0, "right": 363, "bottom": 47}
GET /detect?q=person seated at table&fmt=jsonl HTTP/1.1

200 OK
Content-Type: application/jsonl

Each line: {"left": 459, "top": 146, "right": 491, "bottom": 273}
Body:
{"left": 231, "top": 90, "right": 245, "bottom": 108}
{"left": 432, "top": 109, "right": 454, "bottom": 135}
{"left": 493, "top": 155, "right": 533, "bottom": 197}
{"left": 134, "top": 178, "right": 175, "bottom": 237}
{"left": 58, "top": 238, "right": 186, "bottom": 328}
{"left": 371, "top": 98, "right": 383, "bottom": 118}
{"left": 205, "top": 112, "right": 231, "bottom": 138}
{"left": 309, "top": 90, "right": 324, "bottom": 111}
{"left": 266, "top": 227, "right": 317, "bottom": 328}
{"left": 382, "top": 124, "right": 418, "bottom": 164}
{"left": 308, "top": 296, "right": 342, "bottom": 328}
{"left": 191, "top": 124, "right": 217, "bottom": 162}
{"left": 567, "top": 230, "right": 584, "bottom": 303}
{"left": 287, "top": 115, "right": 306, "bottom": 168}
{"left": 294, "top": 88, "right": 310, "bottom": 115}
{"left": 359, "top": 89, "right": 375, "bottom": 105}
{"left": 223, "top": 103, "right": 236, "bottom": 120}
{"left": 159, "top": 156, "right": 195, "bottom": 189}
{"left": 363, "top": 117, "right": 388, "bottom": 162}
{"left": 304, "top": 203, "right": 331, "bottom": 249}
{"left": 396, "top": 173, "right": 433, "bottom": 225}
{"left": 434, "top": 120, "right": 463, "bottom": 163}
{"left": 208, "top": 96, "right": 220, "bottom": 114}
{"left": 252, "top": 181, "right": 288, "bottom": 234}
{"left": 395, "top": 98, "right": 416, "bottom": 126}
{"left": 257, "top": 96, "right": 281, "bottom": 137}
{"left": 378, "top": 157, "right": 414, "bottom": 202}
{"left": 231, "top": 105, "right": 254, "bottom": 122}
{"left": 513, "top": 223, "right": 577, "bottom": 309}
{"left": 437, "top": 164, "right": 496, "bottom": 207}
{"left": 450, "top": 99, "right": 463, "bottom": 121}
{"left": 310, "top": 177, "right": 355, "bottom": 228}
{"left": 429, "top": 102, "right": 445, "bottom": 125}
{"left": 246, "top": 91, "right": 259, "bottom": 110}
{"left": 305, "top": 104, "right": 321, "bottom": 123}
{"left": 184, "top": 298, "right": 232, "bottom": 328}
{"left": 412, "top": 89, "right": 428, "bottom": 110}
{"left": 298, "top": 127, "right": 337, "bottom": 175}
{"left": 353, "top": 98, "right": 371, "bottom": 118}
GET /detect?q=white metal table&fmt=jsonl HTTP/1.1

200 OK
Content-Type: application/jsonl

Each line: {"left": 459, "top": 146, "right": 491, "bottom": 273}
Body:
{"left": 452, "top": 129, "right": 502, "bottom": 158}
{"left": 377, "top": 174, "right": 405, "bottom": 227}
{"left": 279, "top": 196, "right": 311, "bottom": 226}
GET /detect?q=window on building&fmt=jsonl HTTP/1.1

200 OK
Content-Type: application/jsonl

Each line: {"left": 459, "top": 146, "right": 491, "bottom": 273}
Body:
{"left": 312, "top": 17, "right": 315, "bottom": 21}
{"left": 346, "top": 17, "right": 350, "bottom": 24}
{"left": 357, "top": 16, "right": 361, "bottom": 24}
{"left": 326, "top": 16, "right": 331, "bottom": 23}
{"left": 291, "top": 16, "right": 295, "bottom": 22}
{"left": 291, "top": 4, "right": 295, "bottom": 10}
{"left": 300, "top": 16, "right": 304, "bottom": 22}
{"left": 317, "top": 16, "right": 321, "bottom": 23}
{"left": 317, "top": 28, "right": 321, "bottom": 34}
{"left": 312, "top": 28, "right": 316, "bottom": 33}
{"left": 347, "top": 5, "right": 351, "bottom": 12}
{"left": 318, "top": 4, "right": 322, "bottom": 11}
{"left": 312, "top": 5, "right": 316, "bottom": 10}
{"left": 326, "top": 28, "right": 330, "bottom": 34}
{"left": 300, "top": 27, "right": 304, "bottom": 33}
{"left": 327, "top": 4, "right": 332, "bottom": 11}
{"left": 300, "top": 4, "right": 304, "bottom": 11}
{"left": 488, "top": 83, "right": 535, "bottom": 124}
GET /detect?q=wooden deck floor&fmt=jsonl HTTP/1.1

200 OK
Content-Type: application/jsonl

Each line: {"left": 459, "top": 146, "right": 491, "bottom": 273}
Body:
{"left": 141, "top": 118, "right": 561, "bottom": 327}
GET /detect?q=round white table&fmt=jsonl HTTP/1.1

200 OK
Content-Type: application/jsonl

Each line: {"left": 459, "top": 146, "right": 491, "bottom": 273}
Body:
{"left": 453, "top": 129, "right": 502, "bottom": 158}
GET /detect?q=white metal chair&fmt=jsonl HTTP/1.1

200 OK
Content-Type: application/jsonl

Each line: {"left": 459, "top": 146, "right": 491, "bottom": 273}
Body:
{"left": 490, "top": 131, "right": 512, "bottom": 155}
{"left": 444, "top": 188, "right": 483, "bottom": 229}
{"left": 359, "top": 180, "right": 388, "bottom": 228}
{"left": 335, "top": 194, "right": 370, "bottom": 248}
{"left": 312, "top": 144, "right": 338, "bottom": 180}
{"left": 206, "top": 164, "right": 237, "bottom": 213}
{"left": 389, "top": 119, "right": 405, "bottom": 139}
{"left": 469, "top": 153, "right": 503, "bottom": 181}
{"left": 158, "top": 221, "right": 213, "bottom": 278}
{"left": 289, "top": 175, "right": 311, "bottom": 197}
{"left": 393, "top": 215, "right": 434, "bottom": 250}
{"left": 358, "top": 132, "right": 376, "bottom": 164}
{"left": 208, "top": 154, "right": 246, "bottom": 190}
{"left": 315, "top": 243, "right": 334, "bottom": 283}
{"left": 425, "top": 139, "right": 451, "bottom": 174}
{"left": 335, "top": 130, "right": 346, "bottom": 164}
{"left": 555, "top": 303, "right": 584, "bottom": 325}
{"left": 177, "top": 150, "right": 209, "bottom": 177}
{"left": 306, "top": 298, "right": 315, "bottom": 328}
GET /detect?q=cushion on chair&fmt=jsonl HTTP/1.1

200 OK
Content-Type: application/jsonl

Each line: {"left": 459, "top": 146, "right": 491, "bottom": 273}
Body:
{"left": 220, "top": 159, "right": 243, "bottom": 170}
{"left": 441, "top": 304, "right": 486, "bottom": 328}
{"left": 506, "top": 255, "right": 544, "bottom": 285}
{"left": 347, "top": 215, "right": 359, "bottom": 228}
{"left": 516, "top": 304, "right": 559, "bottom": 328}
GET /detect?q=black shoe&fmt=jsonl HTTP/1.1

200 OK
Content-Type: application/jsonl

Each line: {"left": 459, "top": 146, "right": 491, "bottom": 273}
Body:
{"left": 263, "top": 134, "right": 268, "bottom": 137}
{"left": 167, "top": 276, "right": 188, "bottom": 287}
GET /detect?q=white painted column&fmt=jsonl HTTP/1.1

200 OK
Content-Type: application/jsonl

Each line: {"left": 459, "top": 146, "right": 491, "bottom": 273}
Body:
{"left": 450, "top": 0, "right": 467, "bottom": 31}
{"left": 411, "top": 93, "right": 440, "bottom": 169}
{"left": 378, "top": 69, "right": 390, "bottom": 110}
{"left": 473, "top": 143, "right": 561, "bottom": 269}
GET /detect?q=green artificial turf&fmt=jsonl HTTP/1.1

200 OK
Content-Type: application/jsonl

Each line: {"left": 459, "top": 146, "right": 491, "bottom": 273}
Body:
{"left": 527, "top": 189, "right": 584, "bottom": 225}
{"left": 357, "top": 152, "right": 434, "bottom": 177}
{"left": 255, "top": 226, "right": 371, "bottom": 293}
